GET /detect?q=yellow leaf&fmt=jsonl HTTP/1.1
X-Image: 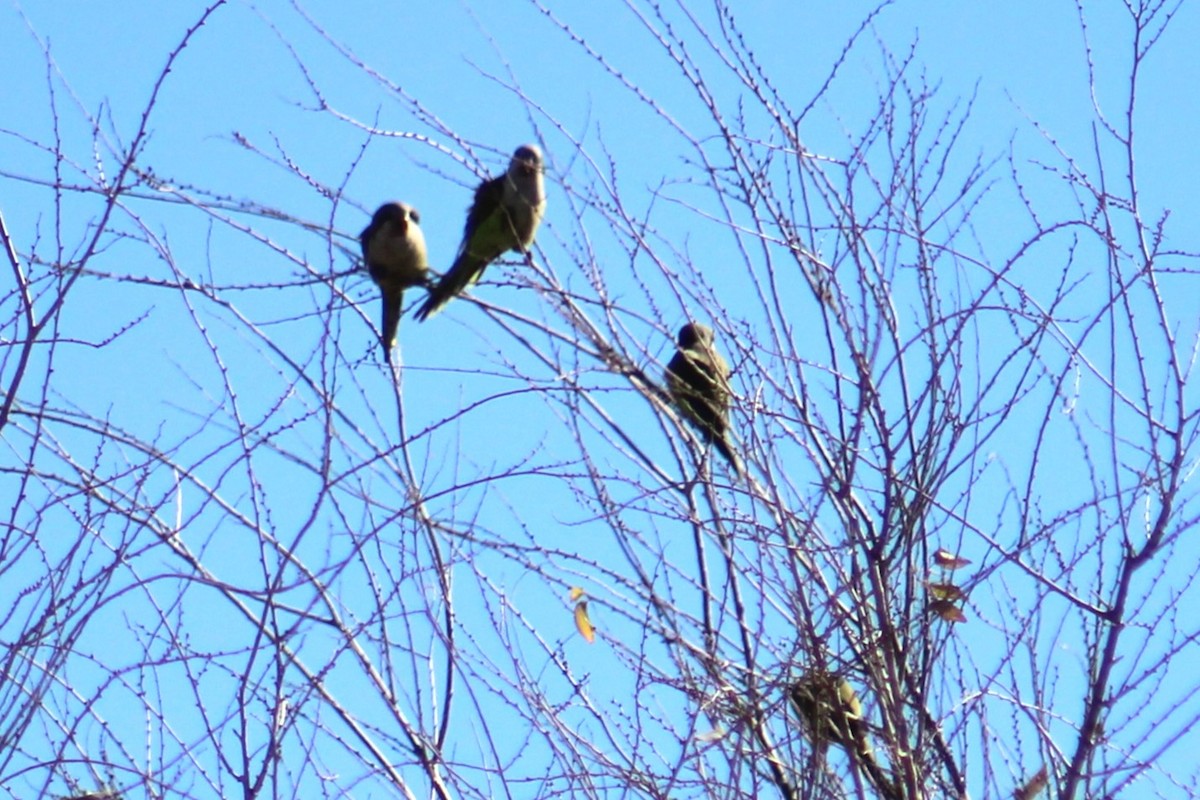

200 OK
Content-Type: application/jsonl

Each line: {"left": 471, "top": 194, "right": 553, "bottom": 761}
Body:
{"left": 574, "top": 601, "right": 596, "bottom": 643}
{"left": 1013, "top": 766, "right": 1049, "bottom": 800}
{"left": 926, "top": 581, "right": 966, "bottom": 601}
{"left": 569, "top": 586, "right": 586, "bottom": 602}
{"left": 928, "top": 599, "right": 968, "bottom": 623}
{"left": 934, "top": 548, "right": 972, "bottom": 569}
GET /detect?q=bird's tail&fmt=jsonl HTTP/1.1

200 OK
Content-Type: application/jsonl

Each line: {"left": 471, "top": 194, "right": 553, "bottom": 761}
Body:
{"left": 415, "top": 252, "right": 488, "bottom": 322}
{"left": 712, "top": 434, "right": 743, "bottom": 478}
{"left": 857, "top": 751, "right": 901, "bottom": 800}
{"left": 841, "top": 734, "right": 900, "bottom": 800}
{"left": 380, "top": 288, "right": 402, "bottom": 356}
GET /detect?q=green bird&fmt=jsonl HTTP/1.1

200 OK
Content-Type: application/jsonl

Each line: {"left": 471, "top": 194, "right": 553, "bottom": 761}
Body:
{"left": 789, "top": 672, "right": 899, "bottom": 799}
{"left": 416, "top": 144, "right": 546, "bottom": 321}
{"left": 360, "top": 202, "right": 429, "bottom": 355}
{"left": 665, "top": 322, "right": 741, "bottom": 475}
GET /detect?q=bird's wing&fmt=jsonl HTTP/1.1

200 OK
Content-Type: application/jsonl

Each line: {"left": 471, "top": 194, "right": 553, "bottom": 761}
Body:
{"left": 415, "top": 177, "right": 508, "bottom": 322}
{"left": 359, "top": 221, "right": 373, "bottom": 261}
{"left": 685, "top": 348, "right": 730, "bottom": 404}
{"left": 460, "top": 175, "right": 506, "bottom": 258}
{"left": 668, "top": 346, "right": 741, "bottom": 474}
{"left": 667, "top": 350, "right": 725, "bottom": 427}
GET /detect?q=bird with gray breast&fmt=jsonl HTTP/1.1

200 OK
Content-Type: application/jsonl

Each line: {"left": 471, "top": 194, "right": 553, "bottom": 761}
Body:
{"left": 665, "top": 322, "right": 741, "bottom": 476}
{"left": 416, "top": 144, "right": 546, "bottom": 321}
{"left": 361, "top": 201, "right": 429, "bottom": 356}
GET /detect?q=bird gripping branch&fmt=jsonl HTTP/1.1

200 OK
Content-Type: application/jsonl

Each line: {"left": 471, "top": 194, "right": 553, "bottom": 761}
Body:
{"left": 416, "top": 144, "right": 546, "bottom": 321}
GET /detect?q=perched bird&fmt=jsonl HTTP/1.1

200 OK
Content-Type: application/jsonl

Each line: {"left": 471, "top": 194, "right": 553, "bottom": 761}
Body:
{"left": 789, "top": 671, "right": 898, "bottom": 799}
{"left": 665, "top": 322, "right": 741, "bottom": 475}
{"left": 416, "top": 144, "right": 547, "bottom": 321}
{"left": 360, "top": 202, "right": 429, "bottom": 355}
{"left": 789, "top": 672, "right": 873, "bottom": 758}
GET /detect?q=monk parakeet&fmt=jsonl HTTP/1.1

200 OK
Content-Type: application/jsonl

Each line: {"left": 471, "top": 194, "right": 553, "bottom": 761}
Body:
{"left": 665, "top": 322, "right": 741, "bottom": 475}
{"left": 361, "top": 201, "right": 428, "bottom": 354}
{"left": 789, "top": 672, "right": 898, "bottom": 799}
{"left": 416, "top": 144, "right": 546, "bottom": 320}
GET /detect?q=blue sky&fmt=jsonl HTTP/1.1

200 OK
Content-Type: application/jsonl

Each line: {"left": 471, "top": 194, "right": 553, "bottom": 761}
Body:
{"left": 2, "top": 1, "right": 1198, "bottom": 799}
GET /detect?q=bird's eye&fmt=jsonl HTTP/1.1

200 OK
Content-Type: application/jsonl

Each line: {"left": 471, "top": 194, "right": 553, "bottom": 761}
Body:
{"left": 410, "top": 209, "right": 421, "bottom": 223}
